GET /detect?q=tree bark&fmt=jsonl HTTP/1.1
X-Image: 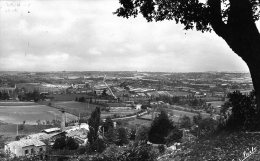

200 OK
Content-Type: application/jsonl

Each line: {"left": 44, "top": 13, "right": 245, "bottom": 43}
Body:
{"left": 247, "top": 59, "right": 260, "bottom": 111}
{"left": 209, "top": 0, "right": 260, "bottom": 109}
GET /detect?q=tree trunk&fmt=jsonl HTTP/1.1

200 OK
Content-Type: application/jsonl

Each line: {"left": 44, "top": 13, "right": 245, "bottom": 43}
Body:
{"left": 247, "top": 58, "right": 260, "bottom": 110}
{"left": 209, "top": 0, "right": 260, "bottom": 109}
{"left": 225, "top": 33, "right": 260, "bottom": 109}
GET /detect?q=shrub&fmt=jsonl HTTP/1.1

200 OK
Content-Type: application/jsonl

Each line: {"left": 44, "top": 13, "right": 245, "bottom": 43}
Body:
{"left": 123, "top": 142, "right": 158, "bottom": 161}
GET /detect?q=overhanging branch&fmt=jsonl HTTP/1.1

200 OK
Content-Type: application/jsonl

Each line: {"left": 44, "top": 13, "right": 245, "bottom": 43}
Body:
{"left": 208, "top": 0, "right": 230, "bottom": 39}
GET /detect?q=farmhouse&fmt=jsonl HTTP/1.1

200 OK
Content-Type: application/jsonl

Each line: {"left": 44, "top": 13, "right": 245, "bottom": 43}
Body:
{"left": 4, "top": 139, "right": 46, "bottom": 157}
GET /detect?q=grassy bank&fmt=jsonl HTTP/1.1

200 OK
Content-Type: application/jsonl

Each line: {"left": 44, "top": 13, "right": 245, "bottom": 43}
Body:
{"left": 161, "top": 132, "right": 260, "bottom": 161}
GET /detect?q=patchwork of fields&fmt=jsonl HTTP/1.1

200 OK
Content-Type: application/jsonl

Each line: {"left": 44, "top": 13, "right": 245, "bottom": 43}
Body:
{"left": 0, "top": 101, "right": 209, "bottom": 128}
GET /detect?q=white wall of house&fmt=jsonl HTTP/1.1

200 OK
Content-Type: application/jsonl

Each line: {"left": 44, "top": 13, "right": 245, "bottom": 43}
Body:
{"left": 22, "top": 145, "right": 35, "bottom": 156}
{"left": 5, "top": 144, "right": 46, "bottom": 157}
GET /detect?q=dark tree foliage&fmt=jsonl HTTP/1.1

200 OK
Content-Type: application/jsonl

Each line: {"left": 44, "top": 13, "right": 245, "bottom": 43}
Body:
{"left": 129, "top": 127, "right": 136, "bottom": 140}
{"left": 53, "top": 136, "right": 79, "bottom": 150}
{"left": 179, "top": 115, "right": 192, "bottom": 129}
{"left": 116, "top": 127, "right": 129, "bottom": 146}
{"left": 102, "top": 118, "right": 116, "bottom": 145}
{"left": 193, "top": 113, "right": 202, "bottom": 125}
{"left": 78, "top": 97, "right": 86, "bottom": 102}
{"left": 198, "top": 117, "right": 218, "bottom": 136}
{"left": 115, "top": 0, "right": 260, "bottom": 31}
{"left": 88, "top": 107, "right": 101, "bottom": 151}
{"left": 165, "top": 127, "right": 183, "bottom": 145}
{"left": 18, "top": 90, "right": 42, "bottom": 102}
{"left": 158, "top": 144, "right": 165, "bottom": 154}
{"left": 148, "top": 110, "right": 173, "bottom": 144}
{"left": 102, "top": 117, "right": 114, "bottom": 133}
{"left": 0, "top": 91, "right": 9, "bottom": 100}
{"left": 53, "top": 137, "right": 67, "bottom": 150}
{"left": 0, "top": 135, "right": 9, "bottom": 149}
{"left": 66, "top": 137, "right": 79, "bottom": 150}
{"left": 92, "top": 138, "right": 107, "bottom": 153}
{"left": 135, "top": 125, "right": 149, "bottom": 142}
{"left": 221, "top": 90, "right": 259, "bottom": 131}
{"left": 105, "top": 128, "right": 117, "bottom": 144}
{"left": 188, "top": 98, "right": 205, "bottom": 107}
{"left": 114, "top": 0, "right": 260, "bottom": 111}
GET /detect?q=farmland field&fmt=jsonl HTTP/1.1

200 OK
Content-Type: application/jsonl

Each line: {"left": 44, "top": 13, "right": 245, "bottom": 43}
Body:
{"left": 141, "top": 107, "right": 211, "bottom": 123}
{"left": 49, "top": 93, "right": 92, "bottom": 101}
{"left": 52, "top": 101, "right": 98, "bottom": 117}
{"left": 52, "top": 101, "right": 140, "bottom": 119}
{"left": 0, "top": 102, "right": 78, "bottom": 125}
{"left": 124, "top": 118, "right": 152, "bottom": 127}
{"left": 167, "top": 109, "right": 210, "bottom": 121}
{"left": 0, "top": 124, "right": 53, "bottom": 143}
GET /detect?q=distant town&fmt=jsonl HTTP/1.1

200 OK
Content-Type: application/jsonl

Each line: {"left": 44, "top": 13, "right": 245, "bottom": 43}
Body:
{"left": 0, "top": 71, "right": 254, "bottom": 160}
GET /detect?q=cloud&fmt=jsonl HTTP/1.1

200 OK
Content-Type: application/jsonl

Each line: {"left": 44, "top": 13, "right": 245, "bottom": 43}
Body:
{"left": 89, "top": 48, "right": 102, "bottom": 55}
{"left": 0, "top": 0, "right": 253, "bottom": 72}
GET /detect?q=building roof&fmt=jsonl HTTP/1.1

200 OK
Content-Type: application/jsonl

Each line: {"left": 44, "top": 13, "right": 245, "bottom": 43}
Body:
{"left": 42, "top": 127, "right": 61, "bottom": 134}
{"left": 66, "top": 128, "right": 88, "bottom": 139}
{"left": 22, "top": 132, "right": 61, "bottom": 141}
{"left": 65, "top": 123, "right": 89, "bottom": 133}
{"left": 7, "top": 139, "right": 45, "bottom": 148}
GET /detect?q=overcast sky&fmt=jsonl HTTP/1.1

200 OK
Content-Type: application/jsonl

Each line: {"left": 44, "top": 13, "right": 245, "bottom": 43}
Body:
{"left": 0, "top": 0, "right": 257, "bottom": 72}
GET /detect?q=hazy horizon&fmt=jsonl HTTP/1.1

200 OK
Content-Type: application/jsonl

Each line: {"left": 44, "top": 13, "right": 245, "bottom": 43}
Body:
{"left": 0, "top": 70, "right": 250, "bottom": 73}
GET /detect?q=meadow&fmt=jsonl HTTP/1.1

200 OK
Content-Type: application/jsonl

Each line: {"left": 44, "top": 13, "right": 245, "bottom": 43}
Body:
{"left": 0, "top": 102, "right": 78, "bottom": 125}
{"left": 52, "top": 101, "right": 96, "bottom": 118}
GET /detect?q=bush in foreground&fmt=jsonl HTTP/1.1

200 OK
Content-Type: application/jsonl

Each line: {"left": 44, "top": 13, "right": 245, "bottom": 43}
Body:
{"left": 91, "top": 142, "right": 158, "bottom": 161}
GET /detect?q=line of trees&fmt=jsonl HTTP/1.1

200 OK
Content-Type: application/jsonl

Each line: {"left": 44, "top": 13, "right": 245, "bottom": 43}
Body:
{"left": 18, "top": 90, "right": 45, "bottom": 102}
